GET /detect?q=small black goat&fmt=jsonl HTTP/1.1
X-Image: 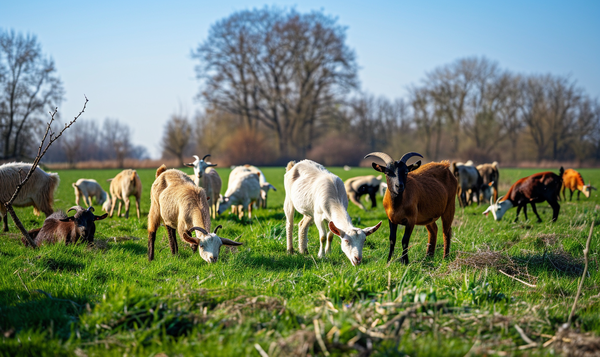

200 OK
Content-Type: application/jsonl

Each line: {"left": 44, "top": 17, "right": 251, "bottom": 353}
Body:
{"left": 24, "top": 206, "right": 108, "bottom": 247}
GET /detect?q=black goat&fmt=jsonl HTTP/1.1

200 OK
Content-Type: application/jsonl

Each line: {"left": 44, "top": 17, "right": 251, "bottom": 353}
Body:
{"left": 24, "top": 206, "right": 108, "bottom": 247}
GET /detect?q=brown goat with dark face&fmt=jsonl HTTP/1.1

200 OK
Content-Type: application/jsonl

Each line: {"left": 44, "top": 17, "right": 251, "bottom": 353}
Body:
{"left": 365, "top": 152, "right": 458, "bottom": 264}
{"left": 24, "top": 206, "right": 108, "bottom": 247}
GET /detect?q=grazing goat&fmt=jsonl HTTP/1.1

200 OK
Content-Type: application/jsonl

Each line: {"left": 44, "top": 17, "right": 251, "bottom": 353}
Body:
{"left": 562, "top": 169, "right": 596, "bottom": 201}
{"left": 477, "top": 162, "right": 500, "bottom": 202}
{"left": 366, "top": 152, "right": 457, "bottom": 264}
{"left": 148, "top": 165, "right": 241, "bottom": 263}
{"left": 25, "top": 206, "right": 107, "bottom": 247}
{"left": 72, "top": 179, "right": 108, "bottom": 207}
{"left": 344, "top": 175, "right": 382, "bottom": 210}
{"left": 108, "top": 169, "right": 142, "bottom": 219}
{"left": 284, "top": 160, "right": 382, "bottom": 266}
{"left": 0, "top": 162, "right": 60, "bottom": 232}
{"left": 483, "top": 168, "right": 563, "bottom": 222}
{"left": 244, "top": 165, "right": 277, "bottom": 209}
{"left": 451, "top": 162, "right": 483, "bottom": 207}
{"left": 217, "top": 166, "right": 261, "bottom": 219}
{"left": 185, "top": 155, "right": 222, "bottom": 218}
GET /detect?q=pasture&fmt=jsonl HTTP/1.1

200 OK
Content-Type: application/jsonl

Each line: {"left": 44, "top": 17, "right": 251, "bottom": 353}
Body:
{"left": 1, "top": 165, "right": 599, "bottom": 356}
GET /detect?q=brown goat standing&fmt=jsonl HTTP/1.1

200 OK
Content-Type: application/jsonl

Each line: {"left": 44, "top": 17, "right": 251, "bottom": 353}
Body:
{"left": 108, "top": 169, "right": 142, "bottom": 219}
{"left": 366, "top": 152, "right": 457, "bottom": 264}
{"left": 561, "top": 168, "right": 596, "bottom": 201}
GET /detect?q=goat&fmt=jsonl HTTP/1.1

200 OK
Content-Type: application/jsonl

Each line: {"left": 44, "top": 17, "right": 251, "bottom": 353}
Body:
{"left": 148, "top": 165, "right": 242, "bottom": 263}
{"left": 451, "top": 162, "right": 483, "bottom": 207}
{"left": 344, "top": 175, "right": 382, "bottom": 210}
{"left": 561, "top": 169, "right": 596, "bottom": 201}
{"left": 483, "top": 168, "right": 563, "bottom": 223}
{"left": 476, "top": 162, "right": 500, "bottom": 202}
{"left": 108, "top": 169, "right": 142, "bottom": 219}
{"left": 243, "top": 164, "right": 277, "bottom": 209}
{"left": 184, "top": 155, "right": 222, "bottom": 219}
{"left": 24, "top": 206, "right": 107, "bottom": 247}
{"left": 217, "top": 166, "right": 261, "bottom": 219}
{"left": 72, "top": 179, "right": 108, "bottom": 207}
{"left": 0, "top": 162, "right": 60, "bottom": 232}
{"left": 284, "top": 160, "right": 382, "bottom": 266}
{"left": 366, "top": 152, "right": 457, "bottom": 264}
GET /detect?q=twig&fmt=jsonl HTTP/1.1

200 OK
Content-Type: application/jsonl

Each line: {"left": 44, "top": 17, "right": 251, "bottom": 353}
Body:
{"left": 514, "top": 324, "right": 535, "bottom": 345}
{"left": 34, "top": 289, "right": 82, "bottom": 308}
{"left": 2, "top": 96, "right": 89, "bottom": 248}
{"left": 567, "top": 221, "right": 594, "bottom": 325}
{"left": 14, "top": 270, "right": 30, "bottom": 294}
{"left": 498, "top": 269, "right": 537, "bottom": 288}
{"left": 310, "top": 254, "right": 319, "bottom": 269}
{"left": 314, "top": 319, "right": 330, "bottom": 356}
{"left": 254, "top": 343, "right": 269, "bottom": 357}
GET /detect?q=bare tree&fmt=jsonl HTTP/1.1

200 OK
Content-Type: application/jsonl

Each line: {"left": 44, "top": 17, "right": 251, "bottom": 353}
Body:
{"left": 102, "top": 118, "right": 132, "bottom": 168}
{"left": 193, "top": 7, "right": 358, "bottom": 158}
{"left": 0, "top": 30, "right": 64, "bottom": 160}
{"left": 161, "top": 114, "right": 192, "bottom": 166}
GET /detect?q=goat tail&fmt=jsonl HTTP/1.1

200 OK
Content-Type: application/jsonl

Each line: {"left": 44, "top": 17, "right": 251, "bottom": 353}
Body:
{"left": 156, "top": 164, "right": 167, "bottom": 178}
{"left": 286, "top": 161, "right": 296, "bottom": 172}
{"left": 559, "top": 166, "right": 565, "bottom": 177}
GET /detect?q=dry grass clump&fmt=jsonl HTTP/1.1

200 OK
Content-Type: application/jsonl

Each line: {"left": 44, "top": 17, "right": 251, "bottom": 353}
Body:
{"left": 450, "top": 246, "right": 532, "bottom": 281}
{"left": 552, "top": 329, "right": 600, "bottom": 356}
{"left": 515, "top": 247, "right": 586, "bottom": 276}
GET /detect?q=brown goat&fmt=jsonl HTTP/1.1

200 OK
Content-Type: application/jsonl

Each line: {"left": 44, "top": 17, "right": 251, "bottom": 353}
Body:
{"left": 366, "top": 152, "right": 458, "bottom": 264}
{"left": 24, "top": 206, "right": 107, "bottom": 247}
{"left": 562, "top": 168, "right": 596, "bottom": 201}
{"left": 108, "top": 169, "right": 142, "bottom": 219}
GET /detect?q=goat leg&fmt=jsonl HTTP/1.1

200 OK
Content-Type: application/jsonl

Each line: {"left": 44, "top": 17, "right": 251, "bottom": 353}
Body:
{"left": 400, "top": 224, "right": 415, "bottom": 265}
{"left": 167, "top": 226, "right": 178, "bottom": 255}
{"left": 387, "top": 220, "right": 398, "bottom": 263}
{"left": 548, "top": 200, "right": 560, "bottom": 223}
{"left": 530, "top": 202, "right": 542, "bottom": 223}
{"left": 148, "top": 231, "right": 156, "bottom": 261}
{"left": 2, "top": 215, "right": 8, "bottom": 232}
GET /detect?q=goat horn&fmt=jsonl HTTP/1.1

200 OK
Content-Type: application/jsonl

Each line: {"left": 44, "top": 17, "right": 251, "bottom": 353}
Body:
{"left": 399, "top": 152, "right": 423, "bottom": 164}
{"left": 202, "top": 154, "right": 211, "bottom": 161}
{"left": 189, "top": 226, "right": 209, "bottom": 236}
{"left": 364, "top": 152, "right": 394, "bottom": 166}
{"left": 213, "top": 224, "right": 223, "bottom": 235}
{"left": 67, "top": 206, "right": 83, "bottom": 213}
{"left": 87, "top": 206, "right": 95, "bottom": 212}
{"left": 193, "top": 155, "right": 200, "bottom": 161}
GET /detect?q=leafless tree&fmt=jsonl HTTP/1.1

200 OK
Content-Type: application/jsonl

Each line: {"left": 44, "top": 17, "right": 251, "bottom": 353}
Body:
{"left": 161, "top": 114, "right": 192, "bottom": 166}
{"left": 102, "top": 118, "right": 132, "bottom": 168}
{"left": 193, "top": 7, "right": 358, "bottom": 158}
{"left": 0, "top": 30, "right": 64, "bottom": 160}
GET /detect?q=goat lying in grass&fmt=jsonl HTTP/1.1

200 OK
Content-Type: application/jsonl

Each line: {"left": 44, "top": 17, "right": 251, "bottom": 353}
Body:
{"left": 25, "top": 206, "right": 108, "bottom": 247}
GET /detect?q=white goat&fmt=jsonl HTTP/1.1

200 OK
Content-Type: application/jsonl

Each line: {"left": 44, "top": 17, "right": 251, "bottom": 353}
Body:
{"left": 148, "top": 165, "right": 242, "bottom": 263}
{"left": 185, "top": 155, "right": 222, "bottom": 219}
{"left": 284, "top": 160, "right": 382, "bottom": 266}
{"left": 0, "top": 162, "right": 60, "bottom": 232}
{"left": 217, "top": 166, "right": 261, "bottom": 219}
{"left": 243, "top": 164, "right": 277, "bottom": 209}
{"left": 72, "top": 179, "right": 108, "bottom": 208}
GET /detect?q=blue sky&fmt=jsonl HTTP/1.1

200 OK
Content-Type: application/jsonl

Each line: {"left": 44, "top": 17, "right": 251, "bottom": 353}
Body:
{"left": 2, "top": 0, "right": 599, "bottom": 158}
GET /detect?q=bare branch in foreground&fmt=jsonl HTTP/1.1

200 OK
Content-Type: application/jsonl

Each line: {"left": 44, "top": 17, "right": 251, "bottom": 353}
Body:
{"left": 567, "top": 221, "right": 594, "bottom": 325}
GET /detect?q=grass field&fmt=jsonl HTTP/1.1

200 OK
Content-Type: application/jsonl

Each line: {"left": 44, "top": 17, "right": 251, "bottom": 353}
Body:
{"left": 1, "top": 165, "right": 599, "bottom": 356}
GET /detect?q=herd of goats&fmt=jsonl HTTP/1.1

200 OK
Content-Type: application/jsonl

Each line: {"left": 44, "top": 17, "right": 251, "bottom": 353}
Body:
{"left": 0, "top": 151, "right": 596, "bottom": 266}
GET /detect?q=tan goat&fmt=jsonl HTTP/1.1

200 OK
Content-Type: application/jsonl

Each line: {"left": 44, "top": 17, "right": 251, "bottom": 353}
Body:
{"left": 108, "top": 169, "right": 142, "bottom": 219}
{"left": 148, "top": 165, "right": 241, "bottom": 263}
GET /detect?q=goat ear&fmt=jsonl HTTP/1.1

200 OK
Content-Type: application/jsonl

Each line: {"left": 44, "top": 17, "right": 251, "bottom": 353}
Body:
{"left": 220, "top": 236, "right": 243, "bottom": 246}
{"left": 489, "top": 181, "right": 494, "bottom": 187}
{"left": 408, "top": 160, "right": 421, "bottom": 172}
{"left": 363, "top": 221, "right": 382, "bottom": 237}
{"left": 328, "top": 221, "right": 342, "bottom": 237}
{"left": 372, "top": 163, "right": 387, "bottom": 174}
{"left": 269, "top": 184, "right": 277, "bottom": 191}
{"left": 95, "top": 213, "right": 109, "bottom": 221}
{"left": 184, "top": 163, "right": 194, "bottom": 167}
{"left": 182, "top": 232, "right": 200, "bottom": 245}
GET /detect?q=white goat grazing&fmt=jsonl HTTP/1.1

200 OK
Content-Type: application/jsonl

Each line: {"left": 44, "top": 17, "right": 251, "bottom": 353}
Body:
{"left": 243, "top": 165, "right": 277, "bottom": 208}
{"left": 148, "top": 165, "right": 242, "bottom": 263}
{"left": 108, "top": 169, "right": 142, "bottom": 219}
{"left": 0, "top": 162, "right": 60, "bottom": 232}
{"left": 72, "top": 179, "right": 108, "bottom": 207}
{"left": 185, "top": 155, "right": 222, "bottom": 219}
{"left": 217, "top": 166, "right": 261, "bottom": 219}
{"left": 284, "top": 160, "right": 382, "bottom": 266}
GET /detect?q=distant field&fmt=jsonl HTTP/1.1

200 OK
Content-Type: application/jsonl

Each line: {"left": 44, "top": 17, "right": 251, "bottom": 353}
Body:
{"left": 1, "top": 165, "right": 599, "bottom": 356}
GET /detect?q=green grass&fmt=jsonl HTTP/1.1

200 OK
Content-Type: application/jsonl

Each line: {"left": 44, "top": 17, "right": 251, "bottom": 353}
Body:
{"left": 1, "top": 165, "right": 599, "bottom": 356}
